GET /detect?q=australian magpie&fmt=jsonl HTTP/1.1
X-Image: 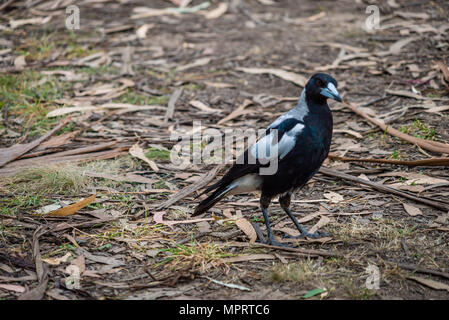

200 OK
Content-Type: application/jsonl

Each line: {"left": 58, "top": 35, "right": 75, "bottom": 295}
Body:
{"left": 193, "top": 73, "right": 342, "bottom": 247}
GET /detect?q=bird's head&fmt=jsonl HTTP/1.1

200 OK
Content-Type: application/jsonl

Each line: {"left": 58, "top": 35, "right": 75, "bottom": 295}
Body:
{"left": 305, "top": 73, "right": 342, "bottom": 103}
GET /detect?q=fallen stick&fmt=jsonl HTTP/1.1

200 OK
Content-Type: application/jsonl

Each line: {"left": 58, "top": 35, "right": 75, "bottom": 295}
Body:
{"left": 253, "top": 243, "right": 343, "bottom": 258}
{"left": 389, "top": 261, "right": 449, "bottom": 280}
{"left": 328, "top": 153, "right": 449, "bottom": 167}
{"left": 319, "top": 167, "right": 449, "bottom": 211}
{"left": 342, "top": 101, "right": 449, "bottom": 154}
{"left": 0, "top": 117, "right": 70, "bottom": 167}
{"left": 158, "top": 165, "right": 223, "bottom": 209}
{"left": 0, "top": 147, "right": 128, "bottom": 177}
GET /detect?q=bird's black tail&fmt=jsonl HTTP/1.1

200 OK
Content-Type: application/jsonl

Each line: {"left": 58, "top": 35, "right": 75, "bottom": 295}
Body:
{"left": 192, "top": 184, "right": 233, "bottom": 216}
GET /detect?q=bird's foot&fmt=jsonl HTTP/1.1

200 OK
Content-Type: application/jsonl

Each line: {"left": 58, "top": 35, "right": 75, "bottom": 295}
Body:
{"left": 283, "top": 230, "right": 329, "bottom": 239}
{"left": 256, "top": 237, "right": 294, "bottom": 248}
{"left": 267, "top": 239, "right": 295, "bottom": 248}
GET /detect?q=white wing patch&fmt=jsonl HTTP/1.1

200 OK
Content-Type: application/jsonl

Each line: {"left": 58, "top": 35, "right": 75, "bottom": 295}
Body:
{"left": 250, "top": 123, "right": 304, "bottom": 161}
{"left": 250, "top": 131, "right": 276, "bottom": 160}
{"left": 278, "top": 123, "right": 304, "bottom": 159}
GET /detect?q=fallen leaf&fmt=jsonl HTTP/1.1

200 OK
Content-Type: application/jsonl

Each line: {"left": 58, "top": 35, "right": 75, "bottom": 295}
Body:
{"left": 237, "top": 67, "right": 307, "bottom": 87}
{"left": 18, "top": 278, "right": 48, "bottom": 300}
{"left": 189, "top": 100, "right": 222, "bottom": 113}
{"left": 178, "top": 57, "right": 211, "bottom": 71}
{"left": 70, "top": 255, "right": 86, "bottom": 274}
{"left": 165, "top": 88, "right": 183, "bottom": 122}
{"left": 256, "top": 0, "right": 276, "bottom": 4}
{"left": 403, "top": 203, "right": 423, "bottom": 216}
{"left": 159, "top": 165, "right": 223, "bottom": 209}
{"left": 131, "top": 2, "right": 209, "bottom": 19}
{"left": 136, "top": 24, "right": 153, "bottom": 39}
{"left": 42, "top": 252, "right": 72, "bottom": 266}
{"left": 380, "top": 172, "right": 448, "bottom": 185}
{"left": 37, "top": 130, "right": 80, "bottom": 150}
{"left": 47, "top": 103, "right": 164, "bottom": 118}
{"left": 333, "top": 129, "right": 363, "bottom": 139}
{"left": 408, "top": 276, "right": 449, "bottom": 292}
{"left": 9, "top": 16, "right": 51, "bottom": 29}
{"left": 0, "top": 284, "right": 26, "bottom": 293}
{"left": 386, "top": 89, "right": 425, "bottom": 100}
{"left": 302, "top": 288, "right": 326, "bottom": 299}
{"left": 196, "top": 221, "right": 211, "bottom": 233}
{"left": 41, "top": 70, "right": 85, "bottom": 81}
{"left": 425, "top": 105, "right": 449, "bottom": 113}
{"left": 84, "top": 171, "right": 154, "bottom": 184}
{"left": 36, "top": 203, "right": 62, "bottom": 214}
{"left": 395, "top": 12, "right": 429, "bottom": 20}
{"left": 129, "top": 144, "right": 159, "bottom": 172}
{"left": 389, "top": 37, "right": 419, "bottom": 55}
{"left": 14, "top": 56, "right": 26, "bottom": 70}
{"left": 153, "top": 211, "right": 214, "bottom": 229}
{"left": 217, "top": 99, "right": 253, "bottom": 125}
{"left": 204, "top": 2, "right": 228, "bottom": 19}
{"left": 76, "top": 248, "right": 124, "bottom": 267}
{"left": 221, "top": 254, "right": 275, "bottom": 264}
{"left": 205, "top": 276, "right": 250, "bottom": 291}
{"left": 309, "top": 216, "right": 331, "bottom": 234}
{"left": 235, "top": 218, "right": 257, "bottom": 243}
{"left": 203, "top": 81, "right": 235, "bottom": 88}
{"left": 48, "top": 194, "right": 97, "bottom": 217}
{"left": 324, "top": 191, "right": 344, "bottom": 203}
{"left": 0, "top": 119, "right": 69, "bottom": 167}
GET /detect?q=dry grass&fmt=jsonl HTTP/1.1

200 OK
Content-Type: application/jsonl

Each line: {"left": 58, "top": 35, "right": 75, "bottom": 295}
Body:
{"left": 0, "top": 164, "right": 91, "bottom": 195}
{"left": 270, "top": 258, "right": 326, "bottom": 284}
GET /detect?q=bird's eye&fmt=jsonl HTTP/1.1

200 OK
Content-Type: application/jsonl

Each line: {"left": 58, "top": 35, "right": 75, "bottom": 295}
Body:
{"left": 315, "top": 79, "right": 324, "bottom": 87}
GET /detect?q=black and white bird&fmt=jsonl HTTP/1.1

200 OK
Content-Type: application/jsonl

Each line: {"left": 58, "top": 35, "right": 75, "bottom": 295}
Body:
{"left": 193, "top": 73, "right": 342, "bottom": 247}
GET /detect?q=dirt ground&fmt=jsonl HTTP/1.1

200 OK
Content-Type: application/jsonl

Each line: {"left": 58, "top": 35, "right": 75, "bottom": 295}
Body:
{"left": 1, "top": 0, "right": 449, "bottom": 300}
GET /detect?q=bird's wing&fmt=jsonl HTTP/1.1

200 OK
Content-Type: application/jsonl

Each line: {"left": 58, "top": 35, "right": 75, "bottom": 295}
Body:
{"left": 208, "top": 117, "right": 305, "bottom": 191}
{"left": 250, "top": 117, "right": 305, "bottom": 161}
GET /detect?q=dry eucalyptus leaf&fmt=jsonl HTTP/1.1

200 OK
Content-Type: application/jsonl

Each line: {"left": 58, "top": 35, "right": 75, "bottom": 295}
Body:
{"left": 48, "top": 194, "right": 97, "bottom": 217}
{"left": 324, "top": 191, "right": 344, "bottom": 203}
{"left": 10, "top": 16, "right": 51, "bottom": 29}
{"left": 189, "top": 100, "right": 222, "bottom": 113}
{"left": 235, "top": 217, "right": 257, "bottom": 243}
{"left": 309, "top": 216, "right": 331, "bottom": 234}
{"left": 403, "top": 203, "right": 423, "bottom": 216}
{"left": 0, "top": 284, "right": 26, "bottom": 293}
{"left": 236, "top": 67, "right": 307, "bottom": 87}
{"left": 129, "top": 144, "right": 159, "bottom": 172}
{"left": 14, "top": 56, "right": 27, "bottom": 70}
{"left": 42, "top": 252, "right": 72, "bottom": 266}
{"left": 204, "top": 2, "right": 228, "bottom": 19}
{"left": 408, "top": 276, "right": 449, "bottom": 292}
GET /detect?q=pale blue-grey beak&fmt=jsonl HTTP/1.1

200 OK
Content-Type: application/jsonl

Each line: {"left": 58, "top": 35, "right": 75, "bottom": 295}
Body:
{"left": 320, "top": 83, "right": 342, "bottom": 102}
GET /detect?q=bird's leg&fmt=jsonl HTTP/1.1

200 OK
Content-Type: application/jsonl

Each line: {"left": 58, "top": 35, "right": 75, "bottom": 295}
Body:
{"left": 279, "top": 193, "right": 329, "bottom": 239}
{"left": 259, "top": 195, "right": 290, "bottom": 247}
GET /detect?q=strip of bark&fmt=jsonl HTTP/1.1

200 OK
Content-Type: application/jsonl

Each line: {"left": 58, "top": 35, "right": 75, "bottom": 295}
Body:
{"left": 319, "top": 167, "right": 449, "bottom": 211}
{"left": 0, "top": 118, "right": 70, "bottom": 168}
{"left": 158, "top": 165, "right": 223, "bottom": 209}
{"left": 342, "top": 101, "right": 449, "bottom": 154}
{"left": 328, "top": 153, "right": 449, "bottom": 166}
{"left": 389, "top": 261, "right": 449, "bottom": 280}
{"left": 254, "top": 243, "right": 343, "bottom": 258}
{"left": 0, "top": 147, "right": 128, "bottom": 177}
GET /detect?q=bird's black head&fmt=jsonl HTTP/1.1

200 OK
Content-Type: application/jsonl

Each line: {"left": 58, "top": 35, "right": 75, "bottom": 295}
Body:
{"left": 305, "top": 73, "right": 342, "bottom": 104}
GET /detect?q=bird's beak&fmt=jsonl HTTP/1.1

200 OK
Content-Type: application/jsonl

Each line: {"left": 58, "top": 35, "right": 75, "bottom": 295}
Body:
{"left": 320, "top": 83, "right": 342, "bottom": 102}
